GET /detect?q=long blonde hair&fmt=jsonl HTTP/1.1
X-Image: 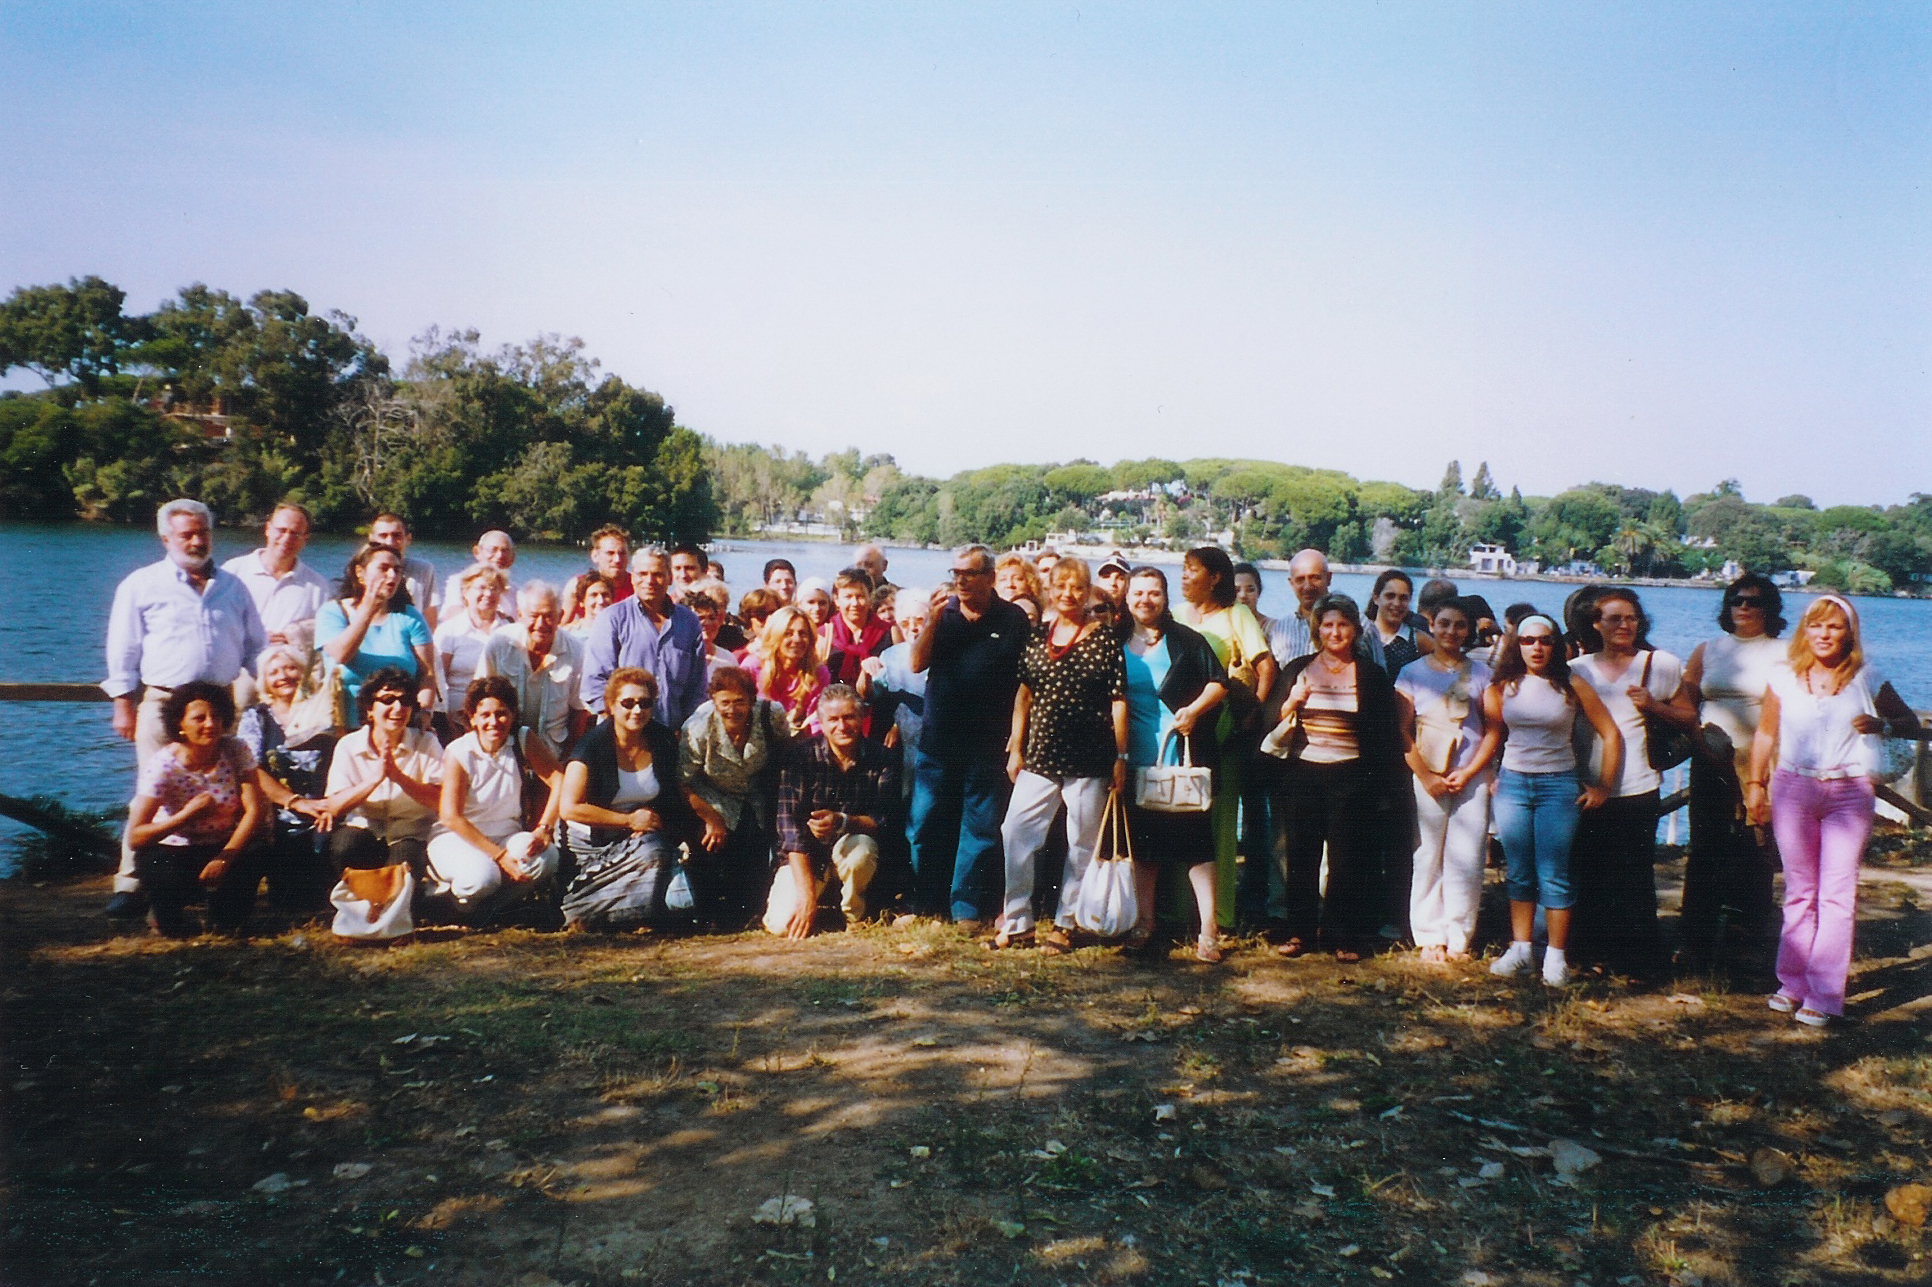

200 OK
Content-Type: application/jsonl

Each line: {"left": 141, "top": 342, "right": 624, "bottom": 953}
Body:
{"left": 1786, "top": 594, "right": 1865, "bottom": 687}
{"left": 750, "top": 605, "right": 824, "bottom": 707}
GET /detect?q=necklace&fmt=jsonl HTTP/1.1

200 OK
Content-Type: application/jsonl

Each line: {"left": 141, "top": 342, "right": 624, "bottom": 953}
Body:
{"left": 1046, "top": 622, "right": 1087, "bottom": 661}
{"left": 1319, "top": 653, "right": 1351, "bottom": 674}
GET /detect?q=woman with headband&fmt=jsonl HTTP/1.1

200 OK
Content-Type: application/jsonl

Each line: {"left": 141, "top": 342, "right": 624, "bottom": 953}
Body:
{"left": 1747, "top": 595, "right": 1918, "bottom": 1027}
{"left": 1568, "top": 588, "right": 1698, "bottom": 982}
{"left": 1480, "top": 614, "right": 1622, "bottom": 985}
{"left": 1677, "top": 573, "right": 1787, "bottom": 975}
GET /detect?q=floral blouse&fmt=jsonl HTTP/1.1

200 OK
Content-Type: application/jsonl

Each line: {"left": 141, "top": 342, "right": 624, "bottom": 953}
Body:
{"left": 135, "top": 737, "right": 256, "bottom": 846}
{"left": 237, "top": 704, "right": 336, "bottom": 833}
{"left": 1017, "top": 622, "right": 1126, "bottom": 779}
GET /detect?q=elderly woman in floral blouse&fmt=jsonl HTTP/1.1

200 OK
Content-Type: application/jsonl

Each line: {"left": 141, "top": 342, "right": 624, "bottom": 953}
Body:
{"left": 679, "top": 665, "right": 793, "bottom": 924}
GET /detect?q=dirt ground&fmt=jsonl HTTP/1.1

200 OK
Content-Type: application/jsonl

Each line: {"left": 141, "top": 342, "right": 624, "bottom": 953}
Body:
{"left": 5, "top": 844, "right": 1932, "bottom": 1287}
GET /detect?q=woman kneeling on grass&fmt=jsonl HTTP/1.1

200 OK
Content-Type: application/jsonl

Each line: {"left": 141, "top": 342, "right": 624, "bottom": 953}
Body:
{"left": 558, "top": 667, "right": 699, "bottom": 928}
{"left": 425, "top": 676, "right": 565, "bottom": 925}
{"left": 126, "top": 680, "right": 267, "bottom": 937}
{"left": 1747, "top": 595, "right": 1919, "bottom": 1028}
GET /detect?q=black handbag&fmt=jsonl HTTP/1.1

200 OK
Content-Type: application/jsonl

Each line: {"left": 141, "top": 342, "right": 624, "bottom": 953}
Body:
{"left": 1640, "top": 651, "right": 1695, "bottom": 773}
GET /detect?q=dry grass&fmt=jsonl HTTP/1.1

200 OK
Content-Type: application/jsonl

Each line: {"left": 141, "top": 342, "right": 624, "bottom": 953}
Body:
{"left": 4, "top": 844, "right": 1931, "bottom": 1286}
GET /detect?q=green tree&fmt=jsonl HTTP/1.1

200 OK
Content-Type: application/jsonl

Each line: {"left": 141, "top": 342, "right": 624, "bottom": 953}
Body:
{"left": 0, "top": 276, "right": 140, "bottom": 394}
{"left": 1468, "top": 461, "right": 1500, "bottom": 502}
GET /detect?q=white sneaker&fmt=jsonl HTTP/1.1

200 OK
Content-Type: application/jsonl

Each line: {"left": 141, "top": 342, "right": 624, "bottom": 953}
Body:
{"left": 1542, "top": 956, "right": 1570, "bottom": 988}
{"left": 1490, "top": 943, "right": 1533, "bottom": 977}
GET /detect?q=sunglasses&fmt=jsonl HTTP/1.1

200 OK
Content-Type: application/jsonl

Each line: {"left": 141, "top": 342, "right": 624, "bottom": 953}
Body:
{"left": 1519, "top": 634, "right": 1556, "bottom": 646}
{"left": 369, "top": 693, "right": 410, "bottom": 707}
{"left": 1730, "top": 596, "right": 1767, "bottom": 608}
{"left": 616, "top": 696, "right": 650, "bottom": 711}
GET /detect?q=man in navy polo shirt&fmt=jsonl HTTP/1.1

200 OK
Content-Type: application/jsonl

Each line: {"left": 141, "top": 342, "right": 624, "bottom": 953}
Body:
{"left": 907, "top": 543, "right": 1028, "bottom": 929}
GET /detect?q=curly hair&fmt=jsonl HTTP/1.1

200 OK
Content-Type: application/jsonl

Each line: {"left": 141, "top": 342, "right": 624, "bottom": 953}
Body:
{"left": 161, "top": 680, "right": 236, "bottom": 741}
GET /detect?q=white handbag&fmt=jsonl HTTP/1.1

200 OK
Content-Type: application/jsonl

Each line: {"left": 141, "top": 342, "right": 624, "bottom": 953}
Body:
{"left": 329, "top": 865, "right": 416, "bottom": 942}
{"left": 1072, "top": 789, "right": 1138, "bottom": 938}
{"left": 1134, "top": 730, "right": 1214, "bottom": 814}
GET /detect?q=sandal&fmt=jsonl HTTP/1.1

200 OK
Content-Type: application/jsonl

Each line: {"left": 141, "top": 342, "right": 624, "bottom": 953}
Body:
{"left": 988, "top": 928, "right": 1034, "bottom": 951}
{"left": 1794, "top": 1007, "right": 1831, "bottom": 1028}
{"left": 1124, "top": 923, "right": 1153, "bottom": 952}
{"left": 1275, "top": 936, "right": 1306, "bottom": 959}
{"left": 1038, "top": 926, "right": 1072, "bottom": 957}
{"left": 1419, "top": 945, "right": 1447, "bottom": 965}
{"left": 1333, "top": 947, "right": 1362, "bottom": 964}
{"left": 1767, "top": 992, "right": 1799, "bottom": 1014}
{"left": 1195, "top": 936, "right": 1223, "bottom": 964}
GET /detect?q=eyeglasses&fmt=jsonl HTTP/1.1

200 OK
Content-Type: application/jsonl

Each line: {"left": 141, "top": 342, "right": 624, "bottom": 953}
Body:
{"left": 951, "top": 566, "right": 991, "bottom": 578}
{"left": 1731, "top": 597, "right": 1766, "bottom": 608}
{"left": 616, "top": 696, "right": 650, "bottom": 711}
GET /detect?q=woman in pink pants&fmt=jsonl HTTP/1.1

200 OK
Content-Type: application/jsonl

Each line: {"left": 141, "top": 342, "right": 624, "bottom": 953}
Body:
{"left": 1746, "top": 595, "right": 1918, "bottom": 1027}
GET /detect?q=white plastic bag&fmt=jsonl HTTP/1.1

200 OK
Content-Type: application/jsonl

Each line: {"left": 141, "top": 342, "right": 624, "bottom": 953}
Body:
{"left": 1073, "top": 790, "right": 1138, "bottom": 938}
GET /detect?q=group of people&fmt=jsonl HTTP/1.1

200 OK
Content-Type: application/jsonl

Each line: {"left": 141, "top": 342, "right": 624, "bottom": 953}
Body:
{"left": 102, "top": 498, "right": 1918, "bottom": 1023}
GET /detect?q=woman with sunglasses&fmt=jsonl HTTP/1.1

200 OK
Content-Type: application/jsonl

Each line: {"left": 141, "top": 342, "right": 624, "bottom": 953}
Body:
{"left": 558, "top": 667, "right": 699, "bottom": 928}
{"left": 1568, "top": 589, "right": 1699, "bottom": 982}
{"left": 320, "top": 666, "right": 446, "bottom": 876}
{"left": 1481, "top": 617, "right": 1622, "bottom": 985}
{"left": 1747, "top": 596, "right": 1919, "bottom": 1027}
{"left": 1677, "top": 574, "right": 1786, "bottom": 973}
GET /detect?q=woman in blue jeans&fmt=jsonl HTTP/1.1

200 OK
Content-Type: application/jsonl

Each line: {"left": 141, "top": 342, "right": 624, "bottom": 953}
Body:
{"left": 1479, "top": 615, "right": 1622, "bottom": 985}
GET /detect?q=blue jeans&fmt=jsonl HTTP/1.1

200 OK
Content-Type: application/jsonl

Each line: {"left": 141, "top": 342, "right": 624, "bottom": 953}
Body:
{"left": 1493, "top": 768, "right": 1579, "bottom": 910}
{"left": 909, "top": 747, "right": 1011, "bottom": 921}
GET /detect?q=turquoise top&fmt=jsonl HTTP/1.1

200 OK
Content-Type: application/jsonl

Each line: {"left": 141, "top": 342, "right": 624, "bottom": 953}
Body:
{"left": 316, "top": 601, "right": 432, "bottom": 696}
{"left": 1122, "top": 636, "right": 1178, "bottom": 768}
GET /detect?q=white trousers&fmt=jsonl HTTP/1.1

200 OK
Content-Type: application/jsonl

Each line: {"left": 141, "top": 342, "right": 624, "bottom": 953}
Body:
{"left": 1408, "top": 773, "right": 1492, "bottom": 953}
{"left": 999, "top": 771, "right": 1109, "bottom": 936}
{"left": 424, "top": 829, "right": 559, "bottom": 908}
{"left": 763, "top": 834, "right": 879, "bottom": 934}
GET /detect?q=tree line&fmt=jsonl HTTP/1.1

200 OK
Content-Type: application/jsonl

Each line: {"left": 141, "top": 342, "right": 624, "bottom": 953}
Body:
{"left": 4, "top": 275, "right": 1929, "bottom": 593}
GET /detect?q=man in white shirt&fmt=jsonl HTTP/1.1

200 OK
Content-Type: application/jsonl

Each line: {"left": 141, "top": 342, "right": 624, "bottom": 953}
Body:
{"left": 103, "top": 498, "right": 267, "bottom": 913}
{"left": 475, "top": 580, "right": 588, "bottom": 759}
{"left": 368, "top": 511, "right": 441, "bottom": 632}
{"left": 221, "top": 502, "right": 331, "bottom": 684}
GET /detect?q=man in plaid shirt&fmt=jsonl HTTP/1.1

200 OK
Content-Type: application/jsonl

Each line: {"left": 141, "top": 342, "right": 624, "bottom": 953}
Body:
{"left": 766, "top": 684, "right": 903, "bottom": 939}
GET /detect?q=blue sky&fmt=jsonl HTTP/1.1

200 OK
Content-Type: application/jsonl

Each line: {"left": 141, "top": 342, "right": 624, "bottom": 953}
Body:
{"left": 2, "top": 2, "right": 1927, "bottom": 505}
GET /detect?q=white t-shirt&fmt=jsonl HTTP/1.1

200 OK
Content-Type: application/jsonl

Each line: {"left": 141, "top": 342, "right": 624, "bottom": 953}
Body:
{"left": 433, "top": 613, "right": 499, "bottom": 714}
{"left": 431, "top": 729, "right": 531, "bottom": 843}
{"left": 324, "top": 726, "right": 446, "bottom": 840}
{"left": 1498, "top": 674, "right": 1578, "bottom": 774}
{"left": 568, "top": 761, "right": 660, "bottom": 847}
{"left": 1572, "top": 649, "right": 1685, "bottom": 797}
{"left": 1768, "top": 661, "right": 1888, "bottom": 780}
{"left": 1396, "top": 656, "right": 1491, "bottom": 774}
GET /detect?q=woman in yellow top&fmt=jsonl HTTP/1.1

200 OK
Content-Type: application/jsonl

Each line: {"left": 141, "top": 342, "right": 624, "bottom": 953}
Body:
{"left": 1176, "top": 546, "right": 1278, "bottom": 929}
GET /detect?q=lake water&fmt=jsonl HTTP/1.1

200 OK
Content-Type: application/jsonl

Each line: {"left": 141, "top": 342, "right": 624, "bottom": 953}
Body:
{"left": 3, "top": 522, "right": 1928, "bottom": 834}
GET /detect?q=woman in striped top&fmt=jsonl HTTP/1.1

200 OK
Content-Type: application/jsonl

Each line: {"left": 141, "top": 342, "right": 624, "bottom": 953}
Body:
{"left": 1266, "top": 594, "right": 1405, "bottom": 961}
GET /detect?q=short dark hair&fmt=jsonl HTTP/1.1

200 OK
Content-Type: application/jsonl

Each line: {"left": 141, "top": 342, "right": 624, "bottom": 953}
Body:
{"left": 162, "top": 680, "right": 236, "bottom": 742}
{"left": 834, "top": 566, "right": 874, "bottom": 595}
{"left": 670, "top": 542, "right": 708, "bottom": 570}
{"left": 1585, "top": 587, "right": 1652, "bottom": 652}
{"left": 1184, "top": 546, "right": 1238, "bottom": 609}
{"left": 1416, "top": 578, "right": 1459, "bottom": 615}
{"left": 1503, "top": 601, "right": 1540, "bottom": 629}
{"left": 1310, "top": 592, "right": 1363, "bottom": 633}
{"left": 356, "top": 667, "right": 421, "bottom": 722}
{"left": 763, "top": 558, "right": 796, "bottom": 582}
{"left": 1232, "top": 561, "right": 1262, "bottom": 589}
{"left": 270, "top": 501, "right": 313, "bottom": 526}
{"left": 708, "top": 665, "right": 757, "bottom": 701}
{"left": 371, "top": 511, "right": 409, "bottom": 532}
{"left": 1719, "top": 573, "right": 1786, "bottom": 637}
{"left": 463, "top": 675, "right": 520, "bottom": 719}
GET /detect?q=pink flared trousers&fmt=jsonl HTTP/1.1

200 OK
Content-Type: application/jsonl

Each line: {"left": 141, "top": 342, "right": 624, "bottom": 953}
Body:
{"left": 1769, "top": 770, "right": 1873, "bottom": 1017}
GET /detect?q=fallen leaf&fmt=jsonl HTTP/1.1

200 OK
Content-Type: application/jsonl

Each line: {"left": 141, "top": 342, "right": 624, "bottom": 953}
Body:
{"left": 752, "top": 1195, "right": 816, "bottom": 1228}
{"left": 1750, "top": 1148, "right": 1794, "bottom": 1188}
{"left": 1885, "top": 1183, "right": 1931, "bottom": 1228}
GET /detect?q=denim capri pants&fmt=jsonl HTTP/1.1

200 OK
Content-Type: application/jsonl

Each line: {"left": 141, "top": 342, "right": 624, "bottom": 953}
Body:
{"left": 1492, "top": 767, "right": 1580, "bottom": 910}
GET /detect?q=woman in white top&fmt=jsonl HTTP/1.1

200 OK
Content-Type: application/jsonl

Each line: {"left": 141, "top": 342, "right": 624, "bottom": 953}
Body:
{"left": 432, "top": 563, "right": 508, "bottom": 734}
{"left": 1480, "top": 616, "right": 1622, "bottom": 986}
{"left": 1677, "top": 574, "right": 1787, "bottom": 972}
{"left": 1395, "top": 598, "right": 1501, "bottom": 963}
{"left": 320, "top": 666, "right": 445, "bottom": 874}
{"left": 1567, "top": 588, "right": 1698, "bottom": 981}
{"left": 426, "top": 676, "right": 565, "bottom": 922}
{"left": 1747, "top": 595, "right": 1918, "bottom": 1026}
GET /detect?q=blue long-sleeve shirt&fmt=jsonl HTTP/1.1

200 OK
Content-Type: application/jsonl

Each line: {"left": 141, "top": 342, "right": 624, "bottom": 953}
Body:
{"left": 579, "top": 596, "right": 708, "bottom": 731}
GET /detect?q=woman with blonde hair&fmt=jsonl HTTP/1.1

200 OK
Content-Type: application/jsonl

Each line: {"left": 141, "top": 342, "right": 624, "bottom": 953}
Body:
{"left": 1747, "top": 595, "right": 1918, "bottom": 1026}
{"left": 994, "top": 551, "right": 1045, "bottom": 610}
{"left": 743, "top": 605, "right": 832, "bottom": 736}
{"left": 432, "top": 562, "right": 509, "bottom": 731}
